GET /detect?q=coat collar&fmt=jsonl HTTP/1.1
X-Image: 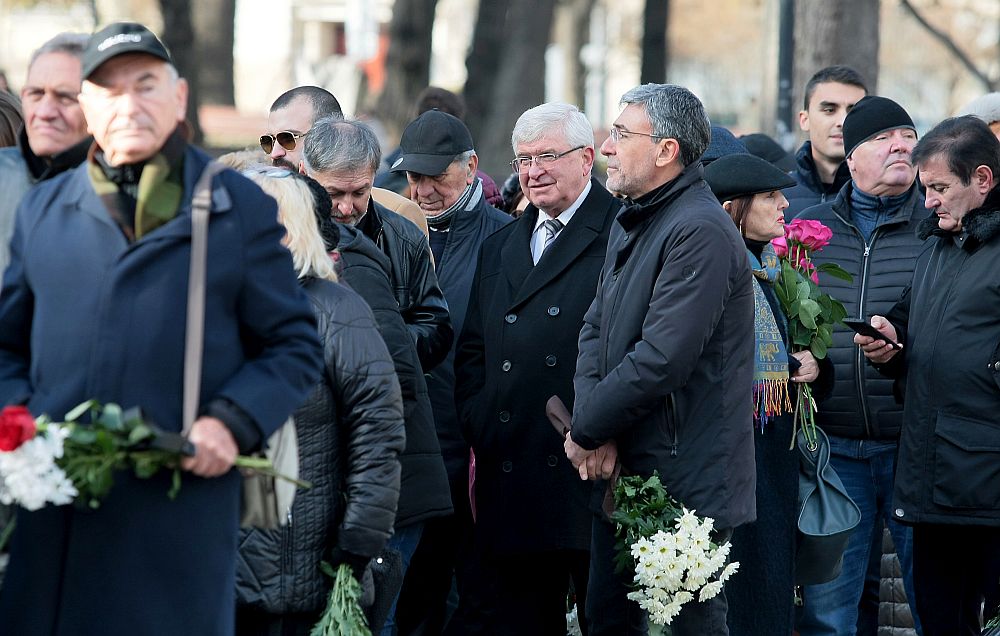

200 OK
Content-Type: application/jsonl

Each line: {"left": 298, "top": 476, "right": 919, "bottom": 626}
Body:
{"left": 831, "top": 181, "right": 923, "bottom": 231}
{"left": 616, "top": 162, "right": 702, "bottom": 233}
{"left": 64, "top": 145, "right": 233, "bottom": 243}
{"left": 917, "top": 184, "right": 1000, "bottom": 246}
{"left": 501, "top": 177, "right": 616, "bottom": 309}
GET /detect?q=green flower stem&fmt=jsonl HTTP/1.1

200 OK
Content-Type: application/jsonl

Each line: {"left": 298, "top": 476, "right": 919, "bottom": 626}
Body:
{"left": 234, "top": 456, "right": 312, "bottom": 489}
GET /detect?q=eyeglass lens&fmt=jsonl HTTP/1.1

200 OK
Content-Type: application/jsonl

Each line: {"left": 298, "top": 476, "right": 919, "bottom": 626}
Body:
{"left": 259, "top": 132, "right": 299, "bottom": 154}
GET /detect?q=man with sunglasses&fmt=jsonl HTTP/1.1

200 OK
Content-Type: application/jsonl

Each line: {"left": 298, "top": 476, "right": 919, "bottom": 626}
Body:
{"left": 264, "top": 85, "right": 428, "bottom": 237}
{"left": 564, "top": 84, "right": 755, "bottom": 635}
{"left": 453, "top": 102, "right": 619, "bottom": 634}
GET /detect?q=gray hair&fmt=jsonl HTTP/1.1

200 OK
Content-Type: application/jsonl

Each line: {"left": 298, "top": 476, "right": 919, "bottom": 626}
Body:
{"left": 511, "top": 102, "right": 594, "bottom": 153}
{"left": 303, "top": 117, "right": 381, "bottom": 175}
{"left": 620, "top": 84, "right": 711, "bottom": 167}
{"left": 453, "top": 149, "right": 476, "bottom": 168}
{"left": 29, "top": 32, "right": 90, "bottom": 69}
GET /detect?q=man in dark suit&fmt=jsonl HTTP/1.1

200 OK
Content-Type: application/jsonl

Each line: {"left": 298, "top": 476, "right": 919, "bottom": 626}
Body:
{"left": 455, "top": 102, "right": 620, "bottom": 635}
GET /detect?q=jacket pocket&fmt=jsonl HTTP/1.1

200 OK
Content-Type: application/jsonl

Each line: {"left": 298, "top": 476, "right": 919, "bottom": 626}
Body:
{"left": 931, "top": 412, "right": 1000, "bottom": 509}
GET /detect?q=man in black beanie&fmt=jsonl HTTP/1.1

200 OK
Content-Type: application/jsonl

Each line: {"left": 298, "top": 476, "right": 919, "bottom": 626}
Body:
{"left": 795, "top": 96, "right": 925, "bottom": 635}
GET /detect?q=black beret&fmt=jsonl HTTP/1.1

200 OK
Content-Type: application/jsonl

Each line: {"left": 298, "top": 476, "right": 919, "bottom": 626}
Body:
{"left": 842, "top": 96, "right": 915, "bottom": 158}
{"left": 704, "top": 153, "right": 797, "bottom": 202}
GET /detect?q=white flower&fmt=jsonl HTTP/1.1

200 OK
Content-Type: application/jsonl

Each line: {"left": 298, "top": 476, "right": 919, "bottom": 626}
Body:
{"left": 718, "top": 561, "right": 740, "bottom": 582}
{"left": 698, "top": 580, "right": 725, "bottom": 602}
{"left": 0, "top": 427, "right": 77, "bottom": 511}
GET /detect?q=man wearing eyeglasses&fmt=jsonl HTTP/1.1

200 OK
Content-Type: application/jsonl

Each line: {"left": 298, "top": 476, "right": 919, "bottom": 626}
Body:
{"left": 454, "top": 102, "right": 619, "bottom": 634}
{"left": 264, "top": 85, "right": 429, "bottom": 237}
{"left": 563, "top": 84, "right": 755, "bottom": 635}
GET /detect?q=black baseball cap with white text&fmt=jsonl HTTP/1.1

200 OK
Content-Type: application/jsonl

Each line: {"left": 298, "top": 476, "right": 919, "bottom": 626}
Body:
{"left": 81, "top": 22, "right": 173, "bottom": 80}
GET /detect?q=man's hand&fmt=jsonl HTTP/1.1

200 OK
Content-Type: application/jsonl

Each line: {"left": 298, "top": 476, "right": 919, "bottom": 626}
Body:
{"left": 854, "top": 315, "right": 901, "bottom": 364}
{"left": 564, "top": 436, "right": 617, "bottom": 481}
{"left": 790, "top": 350, "right": 820, "bottom": 383}
{"left": 181, "top": 417, "right": 238, "bottom": 478}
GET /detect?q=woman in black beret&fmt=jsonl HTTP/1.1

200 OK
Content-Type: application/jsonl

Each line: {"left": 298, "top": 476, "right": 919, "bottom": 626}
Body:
{"left": 704, "top": 153, "right": 833, "bottom": 636}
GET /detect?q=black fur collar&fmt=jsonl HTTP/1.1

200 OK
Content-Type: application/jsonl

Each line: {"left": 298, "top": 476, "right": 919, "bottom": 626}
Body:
{"left": 917, "top": 185, "right": 1000, "bottom": 244}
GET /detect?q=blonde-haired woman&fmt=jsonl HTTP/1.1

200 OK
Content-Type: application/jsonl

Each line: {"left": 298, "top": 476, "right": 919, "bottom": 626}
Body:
{"left": 235, "top": 167, "right": 406, "bottom": 635}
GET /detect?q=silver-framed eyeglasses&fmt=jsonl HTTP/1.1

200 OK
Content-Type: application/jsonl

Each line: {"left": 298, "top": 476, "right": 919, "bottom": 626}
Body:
{"left": 608, "top": 126, "right": 662, "bottom": 143}
{"left": 511, "top": 145, "right": 585, "bottom": 172}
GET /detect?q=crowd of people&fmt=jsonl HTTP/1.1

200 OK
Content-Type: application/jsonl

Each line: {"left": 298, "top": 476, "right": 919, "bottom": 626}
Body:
{"left": 0, "top": 20, "right": 998, "bottom": 636}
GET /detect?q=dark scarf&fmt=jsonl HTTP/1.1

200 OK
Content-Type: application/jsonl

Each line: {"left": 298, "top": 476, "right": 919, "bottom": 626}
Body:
{"left": 87, "top": 128, "right": 187, "bottom": 242}
{"left": 18, "top": 126, "right": 91, "bottom": 183}
{"left": 747, "top": 241, "right": 791, "bottom": 429}
{"left": 849, "top": 186, "right": 910, "bottom": 242}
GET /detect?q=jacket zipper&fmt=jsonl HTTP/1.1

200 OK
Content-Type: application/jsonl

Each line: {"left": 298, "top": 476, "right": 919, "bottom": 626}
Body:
{"left": 666, "top": 393, "right": 679, "bottom": 457}
{"left": 855, "top": 229, "right": 881, "bottom": 438}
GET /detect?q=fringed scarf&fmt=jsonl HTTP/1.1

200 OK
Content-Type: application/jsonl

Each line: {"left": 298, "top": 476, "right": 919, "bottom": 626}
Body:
{"left": 749, "top": 244, "right": 792, "bottom": 429}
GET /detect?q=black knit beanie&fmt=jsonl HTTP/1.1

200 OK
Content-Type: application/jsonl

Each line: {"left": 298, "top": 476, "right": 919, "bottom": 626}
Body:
{"left": 843, "top": 96, "right": 915, "bottom": 158}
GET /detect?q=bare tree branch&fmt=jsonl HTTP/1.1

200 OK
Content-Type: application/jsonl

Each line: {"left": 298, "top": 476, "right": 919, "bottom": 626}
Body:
{"left": 899, "top": 0, "right": 998, "bottom": 91}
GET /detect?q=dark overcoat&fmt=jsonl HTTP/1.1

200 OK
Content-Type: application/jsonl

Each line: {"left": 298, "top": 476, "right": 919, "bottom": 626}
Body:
{"left": 455, "top": 179, "right": 619, "bottom": 554}
{"left": 0, "top": 146, "right": 323, "bottom": 635}
{"left": 426, "top": 196, "right": 510, "bottom": 481}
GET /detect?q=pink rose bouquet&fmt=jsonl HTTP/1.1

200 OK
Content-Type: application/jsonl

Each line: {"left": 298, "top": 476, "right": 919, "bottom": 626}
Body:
{"left": 771, "top": 220, "right": 852, "bottom": 447}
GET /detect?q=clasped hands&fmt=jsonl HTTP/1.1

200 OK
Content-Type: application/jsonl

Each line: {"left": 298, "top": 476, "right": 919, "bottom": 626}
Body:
{"left": 564, "top": 434, "right": 618, "bottom": 481}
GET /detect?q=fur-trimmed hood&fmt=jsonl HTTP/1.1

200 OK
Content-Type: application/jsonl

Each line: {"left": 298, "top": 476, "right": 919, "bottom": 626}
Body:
{"left": 917, "top": 184, "right": 1000, "bottom": 245}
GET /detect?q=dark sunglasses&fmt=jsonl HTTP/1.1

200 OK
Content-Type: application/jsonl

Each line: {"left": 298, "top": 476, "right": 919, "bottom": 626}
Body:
{"left": 259, "top": 131, "right": 308, "bottom": 154}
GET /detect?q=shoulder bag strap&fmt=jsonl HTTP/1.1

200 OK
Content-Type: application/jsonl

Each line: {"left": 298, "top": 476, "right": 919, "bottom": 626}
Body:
{"left": 182, "top": 160, "right": 228, "bottom": 437}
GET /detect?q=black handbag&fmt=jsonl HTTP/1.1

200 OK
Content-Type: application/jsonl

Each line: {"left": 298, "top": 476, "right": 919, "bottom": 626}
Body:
{"left": 794, "top": 426, "right": 862, "bottom": 585}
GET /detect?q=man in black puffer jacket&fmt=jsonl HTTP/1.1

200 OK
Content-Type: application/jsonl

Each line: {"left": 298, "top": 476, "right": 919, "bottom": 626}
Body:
{"left": 795, "top": 97, "right": 926, "bottom": 636}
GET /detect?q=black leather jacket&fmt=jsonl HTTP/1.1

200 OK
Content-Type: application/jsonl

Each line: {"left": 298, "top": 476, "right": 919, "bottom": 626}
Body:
{"left": 357, "top": 200, "right": 453, "bottom": 372}
{"left": 235, "top": 278, "right": 405, "bottom": 615}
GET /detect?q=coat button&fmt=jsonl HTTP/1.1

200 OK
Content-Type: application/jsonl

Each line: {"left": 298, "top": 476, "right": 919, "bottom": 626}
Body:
{"left": 993, "top": 361, "right": 1000, "bottom": 371}
{"left": 545, "top": 355, "right": 557, "bottom": 367}
{"left": 547, "top": 306, "right": 560, "bottom": 316}
{"left": 547, "top": 454, "right": 558, "bottom": 467}
{"left": 894, "top": 508, "right": 905, "bottom": 518}
{"left": 502, "top": 460, "right": 513, "bottom": 473}
{"left": 501, "top": 360, "right": 512, "bottom": 372}
{"left": 505, "top": 313, "right": 517, "bottom": 324}
{"left": 499, "top": 411, "right": 511, "bottom": 423}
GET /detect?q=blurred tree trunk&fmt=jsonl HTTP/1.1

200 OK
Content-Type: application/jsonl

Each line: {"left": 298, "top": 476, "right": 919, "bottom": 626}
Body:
{"left": 159, "top": 0, "right": 203, "bottom": 144}
{"left": 464, "top": 0, "right": 558, "bottom": 180}
{"left": 793, "top": 0, "right": 880, "bottom": 112}
{"left": 192, "top": 0, "right": 236, "bottom": 106}
{"left": 640, "top": 0, "right": 669, "bottom": 84}
{"left": 373, "top": 0, "right": 439, "bottom": 142}
{"left": 463, "top": 0, "right": 508, "bottom": 145}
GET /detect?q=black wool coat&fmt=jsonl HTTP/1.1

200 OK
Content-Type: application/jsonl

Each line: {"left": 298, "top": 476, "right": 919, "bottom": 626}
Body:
{"left": 455, "top": 179, "right": 620, "bottom": 554}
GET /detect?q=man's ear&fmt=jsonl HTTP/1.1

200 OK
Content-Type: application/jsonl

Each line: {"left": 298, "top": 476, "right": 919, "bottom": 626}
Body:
{"left": 467, "top": 153, "right": 479, "bottom": 183}
{"left": 653, "top": 138, "right": 681, "bottom": 168}
{"left": 974, "top": 164, "right": 994, "bottom": 194}
{"left": 798, "top": 109, "right": 810, "bottom": 133}
{"left": 298, "top": 160, "right": 307, "bottom": 175}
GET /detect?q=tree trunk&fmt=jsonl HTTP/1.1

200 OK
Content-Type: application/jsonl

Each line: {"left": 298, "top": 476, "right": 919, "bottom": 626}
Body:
{"left": 792, "top": 0, "right": 880, "bottom": 113}
{"left": 159, "top": 0, "right": 203, "bottom": 144}
{"left": 463, "top": 0, "right": 508, "bottom": 146}
{"left": 640, "top": 0, "right": 669, "bottom": 84}
{"left": 470, "top": 0, "right": 558, "bottom": 180}
{"left": 192, "top": 0, "right": 236, "bottom": 106}
{"left": 373, "top": 0, "right": 439, "bottom": 142}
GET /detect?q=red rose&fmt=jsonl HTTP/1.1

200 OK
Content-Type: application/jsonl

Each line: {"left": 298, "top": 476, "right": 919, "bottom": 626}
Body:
{"left": 772, "top": 236, "right": 789, "bottom": 259}
{"left": 785, "top": 219, "right": 833, "bottom": 252}
{"left": 0, "top": 406, "right": 37, "bottom": 451}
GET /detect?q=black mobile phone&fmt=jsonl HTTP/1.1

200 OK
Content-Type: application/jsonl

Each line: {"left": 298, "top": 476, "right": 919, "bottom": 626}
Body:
{"left": 842, "top": 318, "right": 901, "bottom": 349}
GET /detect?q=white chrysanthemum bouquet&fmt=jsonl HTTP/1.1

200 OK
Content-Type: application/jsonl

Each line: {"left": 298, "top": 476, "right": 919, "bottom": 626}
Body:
{"left": 611, "top": 473, "right": 739, "bottom": 627}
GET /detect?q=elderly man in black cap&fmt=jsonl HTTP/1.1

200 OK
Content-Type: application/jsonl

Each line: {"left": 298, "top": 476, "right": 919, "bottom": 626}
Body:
{"left": 0, "top": 22, "right": 322, "bottom": 636}
{"left": 390, "top": 109, "right": 510, "bottom": 635}
{"left": 795, "top": 96, "right": 926, "bottom": 636}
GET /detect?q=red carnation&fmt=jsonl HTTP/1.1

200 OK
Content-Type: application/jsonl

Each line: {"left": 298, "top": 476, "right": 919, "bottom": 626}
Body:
{"left": 0, "top": 406, "right": 37, "bottom": 451}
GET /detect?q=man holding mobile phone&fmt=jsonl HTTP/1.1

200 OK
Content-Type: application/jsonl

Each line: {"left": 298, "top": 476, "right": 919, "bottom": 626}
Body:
{"left": 857, "top": 116, "right": 1000, "bottom": 636}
